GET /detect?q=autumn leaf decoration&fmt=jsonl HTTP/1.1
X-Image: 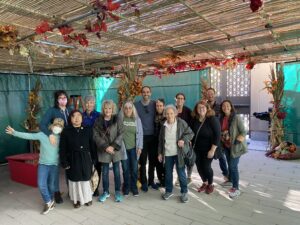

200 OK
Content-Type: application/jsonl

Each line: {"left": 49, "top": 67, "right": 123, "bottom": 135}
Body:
{"left": 118, "top": 57, "right": 145, "bottom": 107}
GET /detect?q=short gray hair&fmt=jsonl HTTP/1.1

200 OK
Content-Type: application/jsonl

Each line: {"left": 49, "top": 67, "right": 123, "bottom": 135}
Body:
{"left": 84, "top": 95, "right": 95, "bottom": 103}
{"left": 163, "top": 104, "right": 178, "bottom": 117}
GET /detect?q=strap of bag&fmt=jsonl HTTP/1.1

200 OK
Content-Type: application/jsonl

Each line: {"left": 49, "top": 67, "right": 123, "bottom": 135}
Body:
{"left": 192, "top": 118, "right": 206, "bottom": 149}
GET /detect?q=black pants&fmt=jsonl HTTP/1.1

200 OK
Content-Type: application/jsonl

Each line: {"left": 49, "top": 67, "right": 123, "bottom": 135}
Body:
{"left": 139, "top": 135, "right": 158, "bottom": 185}
{"left": 94, "top": 161, "right": 102, "bottom": 191}
{"left": 195, "top": 155, "right": 213, "bottom": 185}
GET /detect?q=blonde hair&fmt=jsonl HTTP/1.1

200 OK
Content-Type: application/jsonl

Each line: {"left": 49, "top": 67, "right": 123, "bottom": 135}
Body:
{"left": 121, "top": 101, "right": 137, "bottom": 118}
{"left": 101, "top": 100, "right": 117, "bottom": 115}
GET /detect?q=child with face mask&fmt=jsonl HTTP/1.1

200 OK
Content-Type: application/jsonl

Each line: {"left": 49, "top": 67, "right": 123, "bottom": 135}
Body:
{"left": 5, "top": 118, "right": 64, "bottom": 215}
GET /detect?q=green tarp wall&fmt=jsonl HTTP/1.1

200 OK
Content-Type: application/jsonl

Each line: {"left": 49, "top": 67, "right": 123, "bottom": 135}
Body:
{"left": 282, "top": 62, "right": 300, "bottom": 145}
{"left": 0, "top": 70, "right": 208, "bottom": 162}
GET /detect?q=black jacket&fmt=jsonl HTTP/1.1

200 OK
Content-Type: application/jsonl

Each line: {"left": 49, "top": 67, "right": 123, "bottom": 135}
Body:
{"left": 59, "top": 125, "right": 97, "bottom": 182}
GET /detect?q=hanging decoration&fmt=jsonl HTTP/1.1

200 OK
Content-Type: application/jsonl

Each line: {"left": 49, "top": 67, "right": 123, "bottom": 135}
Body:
{"left": 263, "top": 64, "right": 285, "bottom": 151}
{"left": 249, "top": 0, "right": 263, "bottom": 12}
{"left": 118, "top": 57, "right": 145, "bottom": 107}
{"left": 0, "top": 25, "right": 18, "bottom": 48}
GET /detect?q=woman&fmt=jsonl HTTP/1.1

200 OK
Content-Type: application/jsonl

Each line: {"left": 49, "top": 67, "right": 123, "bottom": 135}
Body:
{"left": 5, "top": 118, "right": 64, "bottom": 215}
{"left": 59, "top": 110, "right": 96, "bottom": 208}
{"left": 93, "top": 100, "right": 124, "bottom": 202}
{"left": 158, "top": 105, "right": 194, "bottom": 203}
{"left": 191, "top": 101, "right": 221, "bottom": 194}
{"left": 220, "top": 100, "right": 247, "bottom": 198}
{"left": 40, "top": 90, "right": 70, "bottom": 204}
{"left": 82, "top": 95, "right": 101, "bottom": 197}
{"left": 154, "top": 98, "right": 166, "bottom": 187}
{"left": 120, "top": 101, "right": 143, "bottom": 197}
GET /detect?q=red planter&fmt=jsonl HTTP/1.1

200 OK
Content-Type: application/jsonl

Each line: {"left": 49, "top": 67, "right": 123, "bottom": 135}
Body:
{"left": 6, "top": 153, "right": 39, "bottom": 187}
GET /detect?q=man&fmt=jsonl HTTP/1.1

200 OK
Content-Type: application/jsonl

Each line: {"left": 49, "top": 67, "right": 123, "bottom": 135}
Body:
{"left": 175, "top": 93, "right": 193, "bottom": 185}
{"left": 206, "top": 88, "right": 230, "bottom": 185}
{"left": 134, "top": 86, "right": 158, "bottom": 192}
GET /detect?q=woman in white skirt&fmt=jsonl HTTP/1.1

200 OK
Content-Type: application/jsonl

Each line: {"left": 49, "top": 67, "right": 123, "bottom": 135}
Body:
{"left": 60, "top": 110, "right": 97, "bottom": 208}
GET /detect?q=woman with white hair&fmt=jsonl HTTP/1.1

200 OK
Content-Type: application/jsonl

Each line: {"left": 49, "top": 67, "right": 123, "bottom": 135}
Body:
{"left": 119, "top": 101, "right": 143, "bottom": 196}
{"left": 158, "top": 105, "right": 194, "bottom": 203}
{"left": 93, "top": 100, "right": 124, "bottom": 202}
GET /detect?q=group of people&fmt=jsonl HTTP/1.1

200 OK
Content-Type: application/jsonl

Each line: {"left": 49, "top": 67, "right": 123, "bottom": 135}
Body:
{"left": 5, "top": 86, "right": 247, "bottom": 215}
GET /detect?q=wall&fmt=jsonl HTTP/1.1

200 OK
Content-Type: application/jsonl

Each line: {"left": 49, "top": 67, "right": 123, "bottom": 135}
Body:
{"left": 250, "top": 63, "right": 274, "bottom": 141}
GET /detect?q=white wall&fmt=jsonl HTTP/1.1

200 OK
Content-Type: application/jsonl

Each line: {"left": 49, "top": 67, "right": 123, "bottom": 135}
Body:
{"left": 250, "top": 63, "right": 275, "bottom": 140}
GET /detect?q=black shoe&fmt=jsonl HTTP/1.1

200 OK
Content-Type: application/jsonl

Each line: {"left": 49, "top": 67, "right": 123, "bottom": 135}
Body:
{"left": 54, "top": 192, "right": 63, "bottom": 204}
{"left": 84, "top": 201, "right": 93, "bottom": 206}
{"left": 93, "top": 189, "right": 99, "bottom": 197}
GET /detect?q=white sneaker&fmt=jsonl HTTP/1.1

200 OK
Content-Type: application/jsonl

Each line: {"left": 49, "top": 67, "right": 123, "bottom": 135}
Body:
{"left": 229, "top": 189, "right": 240, "bottom": 198}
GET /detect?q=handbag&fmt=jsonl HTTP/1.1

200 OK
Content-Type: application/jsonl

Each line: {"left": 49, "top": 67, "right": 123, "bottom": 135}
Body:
{"left": 90, "top": 166, "right": 99, "bottom": 192}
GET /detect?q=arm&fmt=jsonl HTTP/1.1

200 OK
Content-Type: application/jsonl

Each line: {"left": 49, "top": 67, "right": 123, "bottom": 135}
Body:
{"left": 93, "top": 117, "right": 110, "bottom": 151}
{"left": 236, "top": 115, "right": 246, "bottom": 143}
{"left": 6, "top": 126, "right": 42, "bottom": 141}
{"left": 180, "top": 120, "right": 194, "bottom": 144}
{"left": 136, "top": 117, "right": 143, "bottom": 150}
{"left": 158, "top": 125, "right": 164, "bottom": 162}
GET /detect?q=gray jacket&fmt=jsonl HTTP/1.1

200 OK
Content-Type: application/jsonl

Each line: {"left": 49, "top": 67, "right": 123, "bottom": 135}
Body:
{"left": 93, "top": 114, "right": 124, "bottom": 163}
{"left": 158, "top": 117, "right": 194, "bottom": 168}
{"left": 120, "top": 116, "right": 144, "bottom": 160}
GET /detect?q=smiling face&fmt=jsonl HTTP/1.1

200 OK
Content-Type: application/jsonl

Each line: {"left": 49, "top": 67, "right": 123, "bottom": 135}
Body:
{"left": 124, "top": 104, "right": 133, "bottom": 118}
{"left": 142, "top": 87, "right": 151, "bottom": 102}
{"left": 197, "top": 103, "right": 207, "bottom": 118}
{"left": 222, "top": 101, "right": 232, "bottom": 116}
{"left": 85, "top": 100, "right": 95, "bottom": 113}
{"left": 71, "top": 112, "right": 82, "bottom": 127}
{"left": 156, "top": 100, "right": 165, "bottom": 114}
{"left": 176, "top": 94, "right": 185, "bottom": 108}
{"left": 166, "top": 107, "right": 176, "bottom": 123}
{"left": 207, "top": 89, "right": 215, "bottom": 102}
{"left": 103, "top": 104, "right": 113, "bottom": 118}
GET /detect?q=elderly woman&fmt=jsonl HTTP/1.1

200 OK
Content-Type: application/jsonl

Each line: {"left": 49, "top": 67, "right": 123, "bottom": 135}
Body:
{"left": 220, "top": 100, "right": 247, "bottom": 198}
{"left": 191, "top": 101, "right": 221, "bottom": 194}
{"left": 59, "top": 110, "right": 97, "bottom": 208}
{"left": 82, "top": 95, "right": 101, "bottom": 197}
{"left": 93, "top": 100, "right": 124, "bottom": 202}
{"left": 158, "top": 105, "right": 194, "bottom": 203}
{"left": 119, "top": 101, "right": 143, "bottom": 196}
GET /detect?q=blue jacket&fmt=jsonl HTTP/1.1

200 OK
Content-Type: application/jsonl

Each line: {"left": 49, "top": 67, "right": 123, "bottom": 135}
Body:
{"left": 82, "top": 110, "right": 100, "bottom": 127}
{"left": 40, "top": 107, "right": 70, "bottom": 136}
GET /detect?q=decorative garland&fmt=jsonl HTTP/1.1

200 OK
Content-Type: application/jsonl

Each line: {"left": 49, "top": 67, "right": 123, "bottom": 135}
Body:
{"left": 0, "top": 25, "right": 18, "bottom": 48}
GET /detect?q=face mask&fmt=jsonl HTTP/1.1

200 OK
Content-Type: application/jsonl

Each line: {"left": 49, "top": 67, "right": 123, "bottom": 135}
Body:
{"left": 58, "top": 98, "right": 67, "bottom": 106}
{"left": 52, "top": 126, "right": 62, "bottom": 134}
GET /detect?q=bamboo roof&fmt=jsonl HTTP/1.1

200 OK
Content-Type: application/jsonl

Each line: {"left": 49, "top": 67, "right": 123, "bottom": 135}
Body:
{"left": 0, "top": 0, "right": 300, "bottom": 75}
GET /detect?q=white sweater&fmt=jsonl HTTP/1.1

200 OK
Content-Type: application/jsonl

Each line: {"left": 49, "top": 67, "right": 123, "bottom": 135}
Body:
{"left": 164, "top": 120, "right": 177, "bottom": 156}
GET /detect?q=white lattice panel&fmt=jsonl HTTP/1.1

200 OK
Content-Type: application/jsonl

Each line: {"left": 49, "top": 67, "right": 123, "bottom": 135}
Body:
{"left": 227, "top": 65, "right": 250, "bottom": 97}
{"left": 210, "top": 68, "right": 221, "bottom": 96}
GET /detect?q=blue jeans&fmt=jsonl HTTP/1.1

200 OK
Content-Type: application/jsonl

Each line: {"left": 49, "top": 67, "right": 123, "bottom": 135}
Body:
{"left": 224, "top": 148, "right": 240, "bottom": 189}
{"left": 219, "top": 151, "right": 229, "bottom": 177}
{"left": 102, "top": 161, "right": 121, "bottom": 193}
{"left": 38, "top": 164, "right": 59, "bottom": 203}
{"left": 122, "top": 148, "right": 138, "bottom": 193}
{"left": 164, "top": 155, "right": 188, "bottom": 194}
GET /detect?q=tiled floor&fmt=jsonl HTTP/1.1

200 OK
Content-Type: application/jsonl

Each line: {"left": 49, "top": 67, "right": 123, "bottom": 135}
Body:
{"left": 1, "top": 150, "right": 300, "bottom": 225}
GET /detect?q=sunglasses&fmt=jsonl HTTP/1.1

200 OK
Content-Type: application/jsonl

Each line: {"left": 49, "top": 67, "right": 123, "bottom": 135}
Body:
{"left": 144, "top": 105, "right": 149, "bottom": 113}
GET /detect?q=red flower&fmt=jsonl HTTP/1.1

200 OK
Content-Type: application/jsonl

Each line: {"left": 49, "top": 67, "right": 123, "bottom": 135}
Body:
{"left": 108, "top": 12, "right": 120, "bottom": 21}
{"left": 107, "top": 0, "right": 120, "bottom": 11}
{"left": 167, "top": 66, "right": 176, "bottom": 75}
{"left": 277, "top": 111, "right": 286, "bottom": 120}
{"left": 35, "top": 21, "right": 52, "bottom": 35}
{"left": 58, "top": 25, "right": 74, "bottom": 35}
{"left": 245, "top": 61, "right": 255, "bottom": 70}
{"left": 250, "top": 0, "right": 263, "bottom": 12}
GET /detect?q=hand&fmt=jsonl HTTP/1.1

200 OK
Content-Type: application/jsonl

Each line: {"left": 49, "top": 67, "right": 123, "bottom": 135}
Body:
{"left": 178, "top": 140, "right": 184, "bottom": 148}
{"left": 136, "top": 149, "right": 142, "bottom": 157}
{"left": 106, "top": 146, "right": 115, "bottom": 154}
{"left": 158, "top": 154, "right": 163, "bottom": 163}
{"left": 5, "top": 126, "right": 14, "bottom": 135}
{"left": 65, "top": 166, "right": 70, "bottom": 170}
{"left": 49, "top": 134, "right": 57, "bottom": 146}
{"left": 236, "top": 135, "right": 245, "bottom": 143}
{"left": 207, "top": 149, "right": 215, "bottom": 159}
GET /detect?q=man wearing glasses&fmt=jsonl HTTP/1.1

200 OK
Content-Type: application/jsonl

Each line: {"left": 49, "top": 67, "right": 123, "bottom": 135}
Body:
{"left": 134, "top": 86, "right": 158, "bottom": 192}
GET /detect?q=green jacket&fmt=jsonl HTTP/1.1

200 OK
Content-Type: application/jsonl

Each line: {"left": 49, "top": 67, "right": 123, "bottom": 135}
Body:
{"left": 227, "top": 115, "right": 248, "bottom": 158}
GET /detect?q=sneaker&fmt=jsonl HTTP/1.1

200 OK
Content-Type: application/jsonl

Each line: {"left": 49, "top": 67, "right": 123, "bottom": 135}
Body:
{"left": 93, "top": 189, "right": 99, "bottom": 197}
{"left": 175, "top": 178, "right": 180, "bottom": 186}
{"left": 54, "top": 192, "right": 63, "bottom": 204}
{"left": 180, "top": 193, "right": 189, "bottom": 203}
{"left": 205, "top": 184, "right": 214, "bottom": 194}
{"left": 123, "top": 189, "right": 129, "bottom": 196}
{"left": 229, "top": 189, "right": 240, "bottom": 198}
{"left": 197, "top": 183, "right": 208, "bottom": 192}
{"left": 221, "top": 181, "right": 232, "bottom": 187}
{"left": 149, "top": 183, "right": 159, "bottom": 190}
{"left": 99, "top": 192, "right": 110, "bottom": 202}
{"left": 132, "top": 190, "right": 139, "bottom": 197}
{"left": 162, "top": 192, "right": 174, "bottom": 200}
{"left": 141, "top": 183, "right": 148, "bottom": 192}
{"left": 42, "top": 200, "right": 55, "bottom": 215}
{"left": 115, "top": 192, "right": 123, "bottom": 202}
{"left": 187, "top": 177, "right": 192, "bottom": 186}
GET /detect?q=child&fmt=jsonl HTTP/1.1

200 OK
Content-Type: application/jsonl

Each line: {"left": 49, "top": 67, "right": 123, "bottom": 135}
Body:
{"left": 5, "top": 118, "right": 64, "bottom": 214}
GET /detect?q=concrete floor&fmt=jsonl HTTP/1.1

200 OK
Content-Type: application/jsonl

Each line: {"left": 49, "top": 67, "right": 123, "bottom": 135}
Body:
{"left": 1, "top": 150, "right": 300, "bottom": 225}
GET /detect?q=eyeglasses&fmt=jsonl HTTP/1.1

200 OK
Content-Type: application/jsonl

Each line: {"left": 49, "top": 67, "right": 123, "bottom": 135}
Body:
{"left": 144, "top": 105, "right": 149, "bottom": 113}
